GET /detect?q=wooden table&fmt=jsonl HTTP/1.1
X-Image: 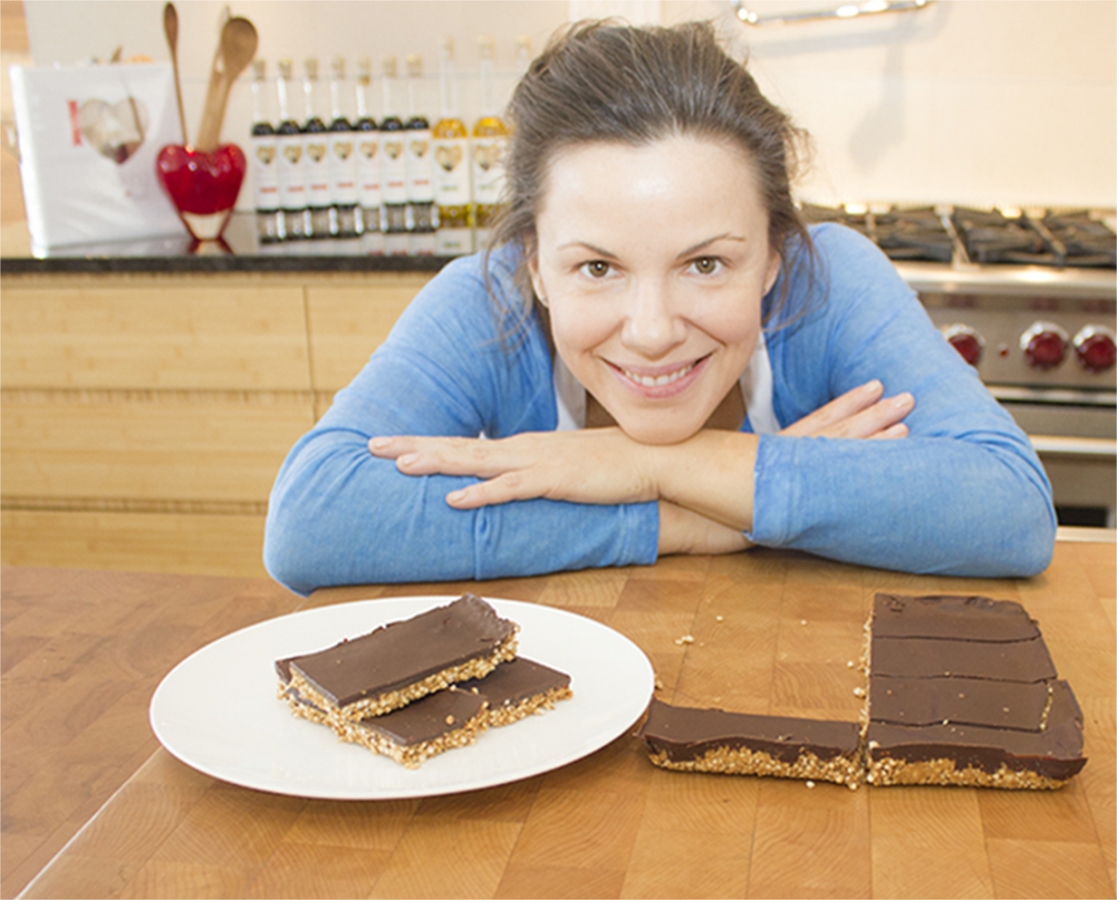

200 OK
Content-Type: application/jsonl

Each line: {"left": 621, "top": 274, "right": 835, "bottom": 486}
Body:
{"left": 4, "top": 542, "right": 1115, "bottom": 899}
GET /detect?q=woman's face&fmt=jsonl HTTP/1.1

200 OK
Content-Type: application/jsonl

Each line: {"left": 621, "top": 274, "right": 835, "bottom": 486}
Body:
{"left": 529, "top": 135, "right": 781, "bottom": 445}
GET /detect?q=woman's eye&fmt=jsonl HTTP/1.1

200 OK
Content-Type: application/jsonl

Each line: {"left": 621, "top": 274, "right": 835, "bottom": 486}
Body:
{"left": 581, "top": 260, "right": 613, "bottom": 278}
{"left": 691, "top": 256, "right": 721, "bottom": 275}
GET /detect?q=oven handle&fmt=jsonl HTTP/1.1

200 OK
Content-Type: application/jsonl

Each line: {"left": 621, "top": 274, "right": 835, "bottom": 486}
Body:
{"left": 1029, "top": 434, "right": 1117, "bottom": 458}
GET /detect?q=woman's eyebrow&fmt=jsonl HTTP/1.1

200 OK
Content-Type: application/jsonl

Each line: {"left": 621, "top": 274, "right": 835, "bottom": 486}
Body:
{"left": 677, "top": 234, "right": 747, "bottom": 258}
{"left": 557, "top": 241, "right": 618, "bottom": 258}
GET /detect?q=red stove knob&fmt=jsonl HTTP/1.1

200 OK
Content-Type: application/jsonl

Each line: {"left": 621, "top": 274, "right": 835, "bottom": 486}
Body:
{"left": 942, "top": 324, "right": 984, "bottom": 366}
{"left": 1020, "top": 321, "right": 1068, "bottom": 370}
{"left": 1074, "top": 325, "right": 1117, "bottom": 373}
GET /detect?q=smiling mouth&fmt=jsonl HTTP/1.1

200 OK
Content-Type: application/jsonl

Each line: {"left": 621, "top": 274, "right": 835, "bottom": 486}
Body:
{"left": 613, "top": 354, "right": 711, "bottom": 389}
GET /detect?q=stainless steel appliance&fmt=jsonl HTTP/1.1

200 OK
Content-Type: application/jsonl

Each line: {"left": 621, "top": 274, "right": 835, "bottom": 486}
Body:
{"left": 804, "top": 204, "right": 1117, "bottom": 528}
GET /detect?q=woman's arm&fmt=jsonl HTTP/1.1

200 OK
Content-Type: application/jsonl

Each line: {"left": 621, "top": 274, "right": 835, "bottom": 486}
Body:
{"left": 263, "top": 256, "right": 658, "bottom": 595}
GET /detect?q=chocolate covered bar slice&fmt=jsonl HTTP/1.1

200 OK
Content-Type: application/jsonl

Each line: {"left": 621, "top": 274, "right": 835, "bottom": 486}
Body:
{"left": 866, "top": 680, "right": 1086, "bottom": 789}
{"left": 336, "top": 687, "right": 491, "bottom": 768}
{"left": 275, "top": 594, "right": 518, "bottom": 721}
{"left": 638, "top": 698, "right": 862, "bottom": 786}
{"left": 871, "top": 593, "right": 1040, "bottom": 641}
{"left": 459, "top": 657, "right": 573, "bottom": 726}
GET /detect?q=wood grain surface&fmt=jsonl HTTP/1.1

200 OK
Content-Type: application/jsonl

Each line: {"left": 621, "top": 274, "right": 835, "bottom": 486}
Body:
{"left": 4, "top": 542, "right": 1114, "bottom": 899}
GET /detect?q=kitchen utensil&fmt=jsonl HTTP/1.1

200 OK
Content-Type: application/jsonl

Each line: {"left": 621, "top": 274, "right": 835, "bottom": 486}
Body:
{"left": 194, "top": 16, "right": 257, "bottom": 151}
{"left": 162, "top": 3, "right": 188, "bottom": 144}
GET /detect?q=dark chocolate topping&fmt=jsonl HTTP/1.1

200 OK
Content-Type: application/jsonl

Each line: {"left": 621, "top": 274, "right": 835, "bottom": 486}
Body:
{"left": 458, "top": 658, "right": 571, "bottom": 709}
{"left": 869, "top": 675, "right": 1051, "bottom": 731}
{"left": 871, "top": 635, "right": 1056, "bottom": 682}
{"left": 277, "top": 594, "right": 516, "bottom": 706}
{"left": 867, "top": 680, "right": 1086, "bottom": 781}
{"left": 356, "top": 688, "right": 487, "bottom": 746}
{"left": 638, "top": 698, "right": 859, "bottom": 764}
{"left": 872, "top": 594, "right": 1040, "bottom": 642}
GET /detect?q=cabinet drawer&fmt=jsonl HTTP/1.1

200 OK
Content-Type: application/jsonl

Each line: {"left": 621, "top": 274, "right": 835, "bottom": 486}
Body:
{"left": 306, "top": 276, "right": 432, "bottom": 391}
{"left": 2, "top": 393, "right": 314, "bottom": 503}
{"left": 2, "top": 285, "right": 310, "bottom": 390}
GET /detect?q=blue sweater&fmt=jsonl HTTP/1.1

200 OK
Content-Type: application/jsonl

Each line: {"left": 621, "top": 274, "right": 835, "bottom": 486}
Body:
{"left": 264, "top": 224, "right": 1056, "bottom": 594}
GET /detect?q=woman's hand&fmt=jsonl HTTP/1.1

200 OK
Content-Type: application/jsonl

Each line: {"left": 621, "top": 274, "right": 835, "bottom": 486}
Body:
{"left": 369, "top": 428, "right": 658, "bottom": 510}
{"left": 780, "top": 379, "right": 913, "bottom": 439}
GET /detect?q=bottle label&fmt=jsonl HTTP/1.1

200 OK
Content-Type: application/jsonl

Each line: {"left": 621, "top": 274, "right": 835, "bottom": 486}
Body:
{"left": 276, "top": 133, "right": 306, "bottom": 211}
{"left": 405, "top": 128, "right": 435, "bottom": 203}
{"left": 433, "top": 137, "right": 472, "bottom": 207}
{"left": 471, "top": 136, "right": 507, "bottom": 205}
{"left": 380, "top": 133, "right": 408, "bottom": 205}
{"left": 251, "top": 134, "right": 279, "bottom": 212}
{"left": 328, "top": 132, "right": 359, "bottom": 206}
{"left": 356, "top": 134, "right": 382, "bottom": 208}
{"left": 303, "top": 133, "right": 331, "bottom": 209}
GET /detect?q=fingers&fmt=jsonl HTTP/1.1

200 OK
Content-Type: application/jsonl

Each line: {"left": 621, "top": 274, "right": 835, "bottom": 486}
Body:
{"left": 781, "top": 380, "right": 914, "bottom": 440}
{"left": 368, "top": 435, "right": 511, "bottom": 478}
{"left": 780, "top": 380, "right": 884, "bottom": 437}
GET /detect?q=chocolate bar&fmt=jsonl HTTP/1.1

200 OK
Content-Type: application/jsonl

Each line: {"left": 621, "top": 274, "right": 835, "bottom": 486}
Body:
{"left": 335, "top": 687, "right": 491, "bottom": 769}
{"left": 276, "top": 594, "right": 518, "bottom": 721}
{"left": 866, "top": 593, "right": 1086, "bottom": 790}
{"left": 459, "top": 657, "right": 573, "bottom": 727}
{"left": 866, "top": 680, "right": 1086, "bottom": 789}
{"left": 637, "top": 698, "right": 862, "bottom": 786}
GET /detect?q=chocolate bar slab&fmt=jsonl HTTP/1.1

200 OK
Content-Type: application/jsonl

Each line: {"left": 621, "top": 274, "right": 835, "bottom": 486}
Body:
{"left": 871, "top": 635, "right": 1056, "bottom": 682}
{"left": 872, "top": 594, "right": 1040, "bottom": 642}
{"left": 869, "top": 675, "right": 1051, "bottom": 731}
{"left": 459, "top": 658, "right": 573, "bottom": 726}
{"left": 638, "top": 698, "right": 862, "bottom": 786}
{"left": 334, "top": 688, "right": 490, "bottom": 768}
{"left": 276, "top": 594, "right": 518, "bottom": 721}
{"left": 866, "top": 680, "right": 1086, "bottom": 789}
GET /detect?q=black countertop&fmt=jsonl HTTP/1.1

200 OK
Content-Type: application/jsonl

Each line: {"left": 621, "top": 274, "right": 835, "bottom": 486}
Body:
{"left": 0, "top": 213, "right": 466, "bottom": 275}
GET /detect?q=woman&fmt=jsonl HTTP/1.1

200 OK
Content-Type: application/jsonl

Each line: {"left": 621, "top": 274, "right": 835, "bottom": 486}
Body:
{"left": 264, "top": 21, "right": 1055, "bottom": 595}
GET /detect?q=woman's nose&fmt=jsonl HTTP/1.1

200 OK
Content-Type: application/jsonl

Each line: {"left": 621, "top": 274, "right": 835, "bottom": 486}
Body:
{"left": 620, "top": 280, "right": 686, "bottom": 358}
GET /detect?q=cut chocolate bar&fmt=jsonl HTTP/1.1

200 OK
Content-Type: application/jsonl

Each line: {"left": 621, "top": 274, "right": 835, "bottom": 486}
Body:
{"left": 275, "top": 594, "right": 518, "bottom": 721}
{"left": 872, "top": 593, "right": 1040, "bottom": 642}
{"left": 638, "top": 698, "right": 862, "bottom": 786}
{"left": 866, "top": 593, "right": 1086, "bottom": 790}
{"left": 871, "top": 635, "right": 1056, "bottom": 682}
{"left": 334, "top": 688, "right": 491, "bottom": 769}
{"left": 867, "top": 680, "right": 1086, "bottom": 789}
{"left": 459, "top": 658, "right": 573, "bottom": 727}
{"left": 869, "top": 675, "right": 1051, "bottom": 731}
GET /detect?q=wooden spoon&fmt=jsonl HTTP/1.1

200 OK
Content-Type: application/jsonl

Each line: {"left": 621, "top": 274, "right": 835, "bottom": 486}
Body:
{"left": 162, "top": 2, "right": 189, "bottom": 144}
{"left": 195, "top": 16, "right": 258, "bottom": 152}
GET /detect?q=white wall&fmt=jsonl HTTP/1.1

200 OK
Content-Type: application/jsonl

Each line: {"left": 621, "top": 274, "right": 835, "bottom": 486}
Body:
{"left": 23, "top": 0, "right": 1117, "bottom": 210}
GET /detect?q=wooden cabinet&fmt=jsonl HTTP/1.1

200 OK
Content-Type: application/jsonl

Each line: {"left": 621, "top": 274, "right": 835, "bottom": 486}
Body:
{"left": 1, "top": 270, "right": 434, "bottom": 578}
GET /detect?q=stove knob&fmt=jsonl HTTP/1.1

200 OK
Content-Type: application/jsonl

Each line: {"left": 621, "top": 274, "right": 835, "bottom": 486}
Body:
{"left": 1020, "top": 321, "right": 1068, "bottom": 370}
{"left": 1073, "top": 325, "right": 1117, "bottom": 373}
{"left": 942, "top": 324, "right": 984, "bottom": 366}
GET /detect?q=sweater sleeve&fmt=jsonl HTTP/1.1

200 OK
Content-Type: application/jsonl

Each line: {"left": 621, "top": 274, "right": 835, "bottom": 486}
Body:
{"left": 263, "top": 254, "right": 657, "bottom": 595}
{"left": 748, "top": 224, "right": 1056, "bottom": 577}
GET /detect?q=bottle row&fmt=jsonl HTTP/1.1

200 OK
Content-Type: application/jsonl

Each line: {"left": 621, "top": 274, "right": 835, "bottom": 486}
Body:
{"left": 249, "top": 36, "right": 525, "bottom": 245}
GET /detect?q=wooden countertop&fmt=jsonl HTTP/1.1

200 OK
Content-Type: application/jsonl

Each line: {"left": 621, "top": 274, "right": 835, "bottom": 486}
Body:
{"left": 3, "top": 543, "right": 1114, "bottom": 899}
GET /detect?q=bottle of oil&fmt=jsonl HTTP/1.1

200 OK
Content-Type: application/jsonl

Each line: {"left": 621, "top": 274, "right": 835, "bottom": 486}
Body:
{"left": 249, "top": 59, "right": 281, "bottom": 243}
{"left": 301, "top": 58, "right": 331, "bottom": 238}
{"left": 274, "top": 58, "right": 308, "bottom": 239}
{"left": 404, "top": 54, "right": 435, "bottom": 233}
{"left": 471, "top": 36, "right": 509, "bottom": 237}
{"left": 353, "top": 57, "right": 381, "bottom": 234}
{"left": 379, "top": 56, "right": 408, "bottom": 234}
{"left": 327, "top": 57, "right": 360, "bottom": 237}
{"left": 431, "top": 37, "right": 472, "bottom": 234}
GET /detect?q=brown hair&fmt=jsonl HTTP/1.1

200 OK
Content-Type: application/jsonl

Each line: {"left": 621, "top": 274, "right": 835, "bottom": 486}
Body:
{"left": 485, "top": 19, "right": 817, "bottom": 333}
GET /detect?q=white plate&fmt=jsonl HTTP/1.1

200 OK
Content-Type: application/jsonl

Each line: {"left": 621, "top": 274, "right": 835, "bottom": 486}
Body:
{"left": 149, "top": 596, "right": 655, "bottom": 799}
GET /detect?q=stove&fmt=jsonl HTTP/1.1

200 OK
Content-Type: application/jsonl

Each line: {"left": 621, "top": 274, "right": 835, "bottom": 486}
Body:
{"left": 802, "top": 203, "right": 1117, "bottom": 528}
